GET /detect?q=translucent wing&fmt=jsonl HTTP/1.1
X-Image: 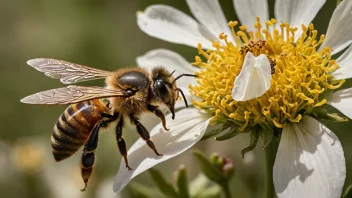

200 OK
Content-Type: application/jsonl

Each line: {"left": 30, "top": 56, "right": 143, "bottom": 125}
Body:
{"left": 27, "top": 58, "right": 112, "bottom": 84}
{"left": 20, "top": 85, "right": 127, "bottom": 105}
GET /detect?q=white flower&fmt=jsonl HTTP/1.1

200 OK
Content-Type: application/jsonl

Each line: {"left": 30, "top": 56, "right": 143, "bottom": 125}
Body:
{"left": 113, "top": 0, "right": 352, "bottom": 197}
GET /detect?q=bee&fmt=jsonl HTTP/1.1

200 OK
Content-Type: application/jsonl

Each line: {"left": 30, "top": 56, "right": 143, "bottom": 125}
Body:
{"left": 20, "top": 58, "right": 196, "bottom": 191}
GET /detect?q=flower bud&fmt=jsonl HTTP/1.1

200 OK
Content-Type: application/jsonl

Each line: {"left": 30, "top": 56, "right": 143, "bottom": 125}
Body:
{"left": 222, "top": 157, "right": 234, "bottom": 181}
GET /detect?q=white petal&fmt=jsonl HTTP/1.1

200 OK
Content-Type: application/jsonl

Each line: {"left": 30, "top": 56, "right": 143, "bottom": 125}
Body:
{"left": 233, "top": 0, "right": 269, "bottom": 32}
{"left": 231, "top": 52, "right": 271, "bottom": 101}
{"left": 319, "top": 0, "right": 352, "bottom": 54}
{"left": 136, "top": 49, "right": 198, "bottom": 109}
{"left": 113, "top": 108, "right": 211, "bottom": 193}
{"left": 137, "top": 5, "right": 214, "bottom": 49}
{"left": 326, "top": 87, "right": 352, "bottom": 119}
{"left": 274, "top": 116, "right": 346, "bottom": 198}
{"left": 333, "top": 44, "right": 352, "bottom": 79}
{"left": 136, "top": 48, "right": 198, "bottom": 87}
{"left": 275, "top": 0, "right": 326, "bottom": 40}
{"left": 186, "top": 0, "right": 234, "bottom": 43}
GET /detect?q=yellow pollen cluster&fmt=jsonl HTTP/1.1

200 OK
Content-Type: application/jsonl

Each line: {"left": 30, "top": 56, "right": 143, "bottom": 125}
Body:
{"left": 190, "top": 17, "right": 344, "bottom": 131}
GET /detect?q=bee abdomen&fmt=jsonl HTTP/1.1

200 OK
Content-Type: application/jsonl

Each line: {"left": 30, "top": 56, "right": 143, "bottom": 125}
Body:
{"left": 52, "top": 102, "right": 101, "bottom": 161}
{"left": 51, "top": 123, "right": 83, "bottom": 161}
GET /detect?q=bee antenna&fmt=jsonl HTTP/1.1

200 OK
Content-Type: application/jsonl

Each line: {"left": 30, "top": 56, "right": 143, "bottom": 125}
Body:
{"left": 172, "top": 73, "right": 198, "bottom": 84}
{"left": 169, "top": 70, "right": 176, "bottom": 77}
{"left": 176, "top": 88, "right": 189, "bottom": 108}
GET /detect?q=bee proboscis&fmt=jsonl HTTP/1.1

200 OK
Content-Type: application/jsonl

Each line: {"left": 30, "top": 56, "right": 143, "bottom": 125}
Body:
{"left": 20, "top": 58, "right": 196, "bottom": 191}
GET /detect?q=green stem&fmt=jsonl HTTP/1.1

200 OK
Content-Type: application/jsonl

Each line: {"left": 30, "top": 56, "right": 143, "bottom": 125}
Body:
{"left": 220, "top": 183, "right": 232, "bottom": 198}
{"left": 264, "top": 138, "right": 278, "bottom": 198}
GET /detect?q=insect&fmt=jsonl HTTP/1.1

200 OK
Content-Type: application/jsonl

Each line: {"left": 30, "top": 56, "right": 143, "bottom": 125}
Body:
{"left": 20, "top": 58, "right": 196, "bottom": 191}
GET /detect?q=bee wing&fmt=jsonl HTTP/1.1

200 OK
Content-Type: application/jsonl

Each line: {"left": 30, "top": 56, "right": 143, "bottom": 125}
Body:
{"left": 20, "top": 85, "right": 127, "bottom": 105}
{"left": 27, "top": 58, "right": 112, "bottom": 84}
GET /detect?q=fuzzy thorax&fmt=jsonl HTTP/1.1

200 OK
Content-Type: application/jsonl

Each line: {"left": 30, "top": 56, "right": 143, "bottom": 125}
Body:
{"left": 190, "top": 17, "right": 345, "bottom": 131}
{"left": 106, "top": 68, "right": 150, "bottom": 115}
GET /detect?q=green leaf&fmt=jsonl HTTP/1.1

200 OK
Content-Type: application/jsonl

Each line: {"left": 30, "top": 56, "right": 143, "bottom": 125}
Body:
{"left": 312, "top": 107, "right": 348, "bottom": 122}
{"left": 129, "top": 183, "right": 157, "bottom": 198}
{"left": 189, "top": 174, "right": 210, "bottom": 197}
{"left": 241, "top": 130, "right": 260, "bottom": 158}
{"left": 215, "top": 129, "right": 240, "bottom": 141}
{"left": 202, "top": 124, "right": 227, "bottom": 140}
{"left": 337, "top": 0, "right": 343, "bottom": 6}
{"left": 175, "top": 165, "right": 190, "bottom": 198}
{"left": 193, "top": 151, "right": 224, "bottom": 183}
{"left": 189, "top": 174, "right": 222, "bottom": 198}
{"left": 194, "top": 185, "right": 222, "bottom": 198}
{"left": 202, "top": 128, "right": 223, "bottom": 140}
{"left": 343, "top": 185, "right": 352, "bottom": 198}
{"left": 149, "top": 169, "right": 178, "bottom": 198}
{"left": 261, "top": 129, "right": 273, "bottom": 150}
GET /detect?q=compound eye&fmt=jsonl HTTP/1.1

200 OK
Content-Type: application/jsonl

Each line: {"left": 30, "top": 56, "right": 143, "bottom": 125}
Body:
{"left": 155, "top": 80, "right": 170, "bottom": 103}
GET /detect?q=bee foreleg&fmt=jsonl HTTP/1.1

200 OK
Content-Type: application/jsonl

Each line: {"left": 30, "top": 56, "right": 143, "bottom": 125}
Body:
{"left": 147, "top": 104, "right": 169, "bottom": 131}
{"left": 115, "top": 117, "right": 132, "bottom": 170}
{"left": 130, "top": 115, "right": 163, "bottom": 157}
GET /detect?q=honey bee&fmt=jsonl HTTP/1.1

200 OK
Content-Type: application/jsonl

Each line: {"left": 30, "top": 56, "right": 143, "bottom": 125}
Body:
{"left": 20, "top": 58, "right": 196, "bottom": 191}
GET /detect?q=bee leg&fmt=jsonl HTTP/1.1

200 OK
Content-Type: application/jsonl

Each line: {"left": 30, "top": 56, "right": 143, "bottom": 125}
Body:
{"left": 115, "top": 117, "right": 132, "bottom": 170}
{"left": 81, "top": 152, "right": 95, "bottom": 192}
{"left": 80, "top": 112, "right": 119, "bottom": 191}
{"left": 147, "top": 104, "right": 169, "bottom": 131}
{"left": 80, "top": 122, "right": 102, "bottom": 192}
{"left": 130, "top": 115, "right": 163, "bottom": 157}
{"left": 100, "top": 112, "right": 119, "bottom": 120}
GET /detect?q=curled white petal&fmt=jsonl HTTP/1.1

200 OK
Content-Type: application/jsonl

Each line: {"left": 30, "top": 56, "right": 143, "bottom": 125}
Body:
{"left": 233, "top": 0, "right": 269, "bottom": 32}
{"left": 274, "top": 116, "right": 346, "bottom": 198}
{"left": 186, "top": 0, "right": 234, "bottom": 44}
{"left": 275, "top": 0, "right": 326, "bottom": 40}
{"left": 231, "top": 52, "right": 271, "bottom": 101}
{"left": 319, "top": 0, "right": 352, "bottom": 54}
{"left": 334, "top": 44, "right": 352, "bottom": 80}
{"left": 113, "top": 108, "right": 211, "bottom": 193}
{"left": 137, "top": 5, "right": 214, "bottom": 49}
{"left": 326, "top": 87, "right": 352, "bottom": 119}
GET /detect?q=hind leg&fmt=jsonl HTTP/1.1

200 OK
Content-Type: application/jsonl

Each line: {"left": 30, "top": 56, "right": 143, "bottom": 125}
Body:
{"left": 80, "top": 121, "right": 102, "bottom": 192}
{"left": 80, "top": 112, "right": 118, "bottom": 191}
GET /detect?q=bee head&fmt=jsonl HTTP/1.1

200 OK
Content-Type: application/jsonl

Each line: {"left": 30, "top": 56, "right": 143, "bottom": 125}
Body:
{"left": 151, "top": 67, "right": 197, "bottom": 120}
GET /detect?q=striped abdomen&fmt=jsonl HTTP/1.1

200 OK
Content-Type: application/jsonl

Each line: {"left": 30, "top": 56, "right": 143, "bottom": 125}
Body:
{"left": 52, "top": 100, "right": 106, "bottom": 161}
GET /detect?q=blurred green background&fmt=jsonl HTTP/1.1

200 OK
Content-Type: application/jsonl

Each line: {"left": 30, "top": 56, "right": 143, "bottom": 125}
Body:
{"left": 0, "top": 0, "right": 351, "bottom": 197}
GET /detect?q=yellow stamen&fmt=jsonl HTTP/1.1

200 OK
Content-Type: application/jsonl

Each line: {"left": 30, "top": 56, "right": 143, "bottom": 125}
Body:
{"left": 190, "top": 18, "right": 344, "bottom": 132}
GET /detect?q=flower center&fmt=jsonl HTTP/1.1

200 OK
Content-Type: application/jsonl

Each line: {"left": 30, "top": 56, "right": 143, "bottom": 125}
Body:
{"left": 190, "top": 17, "right": 344, "bottom": 131}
